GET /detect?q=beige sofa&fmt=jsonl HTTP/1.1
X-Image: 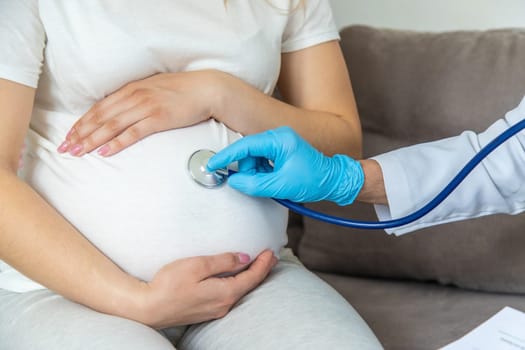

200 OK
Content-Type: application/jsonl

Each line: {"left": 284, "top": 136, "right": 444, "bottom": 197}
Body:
{"left": 286, "top": 26, "right": 525, "bottom": 349}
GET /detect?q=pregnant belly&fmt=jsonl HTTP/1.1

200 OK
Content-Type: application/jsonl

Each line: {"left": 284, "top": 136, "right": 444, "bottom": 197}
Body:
{"left": 23, "top": 119, "right": 288, "bottom": 281}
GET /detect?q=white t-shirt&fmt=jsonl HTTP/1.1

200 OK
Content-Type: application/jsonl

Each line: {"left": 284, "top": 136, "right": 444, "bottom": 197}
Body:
{"left": 0, "top": 0, "right": 339, "bottom": 292}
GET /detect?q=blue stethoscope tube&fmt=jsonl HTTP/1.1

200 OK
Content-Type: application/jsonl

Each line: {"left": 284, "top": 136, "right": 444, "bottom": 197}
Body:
{"left": 271, "top": 118, "right": 525, "bottom": 229}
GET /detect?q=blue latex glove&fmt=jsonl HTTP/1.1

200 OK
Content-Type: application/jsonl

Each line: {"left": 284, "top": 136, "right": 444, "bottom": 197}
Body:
{"left": 207, "top": 126, "right": 364, "bottom": 205}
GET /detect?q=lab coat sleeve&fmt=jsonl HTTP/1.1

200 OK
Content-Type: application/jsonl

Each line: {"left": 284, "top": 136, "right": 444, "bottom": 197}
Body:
{"left": 372, "top": 96, "right": 525, "bottom": 235}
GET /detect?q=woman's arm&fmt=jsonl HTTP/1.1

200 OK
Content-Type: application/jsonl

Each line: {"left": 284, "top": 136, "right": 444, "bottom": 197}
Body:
{"left": 1, "top": 78, "right": 275, "bottom": 327}
{"left": 217, "top": 40, "right": 362, "bottom": 157}
{"left": 0, "top": 79, "right": 141, "bottom": 314}
{"left": 61, "top": 41, "right": 362, "bottom": 158}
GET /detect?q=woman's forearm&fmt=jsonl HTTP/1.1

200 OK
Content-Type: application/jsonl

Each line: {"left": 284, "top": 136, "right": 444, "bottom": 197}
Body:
{"left": 213, "top": 42, "right": 362, "bottom": 158}
{"left": 215, "top": 81, "right": 361, "bottom": 157}
{"left": 0, "top": 170, "right": 144, "bottom": 317}
{"left": 0, "top": 79, "right": 143, "bottom": 321}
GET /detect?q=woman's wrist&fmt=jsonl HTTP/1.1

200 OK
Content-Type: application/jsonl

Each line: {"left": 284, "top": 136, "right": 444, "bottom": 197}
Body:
{"left": 208, "top": 70, "right": 237, "bottom": 125}
{"left": 356, "top": 159, "right": 388, "bottom": 205}
{"left": 98, "top": 273, "right": 152, "bottom": 324}
{"left": 113, "top": 276, "right": 173, "bottom": 328}
{"left": 162, "top": 70, "right": 228, "bottom": 125}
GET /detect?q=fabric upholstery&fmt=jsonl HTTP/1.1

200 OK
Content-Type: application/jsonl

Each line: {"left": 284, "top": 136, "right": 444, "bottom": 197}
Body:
{"left": 296, "top": 26, "right": 525, "bottom": 293}
{"left": 317, "top": 273, "right": 525, "bottom": 350}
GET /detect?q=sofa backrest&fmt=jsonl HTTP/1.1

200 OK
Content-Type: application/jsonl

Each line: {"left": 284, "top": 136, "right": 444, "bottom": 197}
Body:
{"left": 295, "top": 25, "right": 525, "bottom": 293}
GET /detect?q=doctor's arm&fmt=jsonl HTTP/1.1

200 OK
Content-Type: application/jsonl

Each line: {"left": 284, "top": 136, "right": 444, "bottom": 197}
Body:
{"left": 355, "top": 159, "right": 387, "bottom": 205}
{"left": 371, "top": 98, "right": 525, "bottom": 235}
{"left": 209, "top": 99, "right": 525, "bottom": 235}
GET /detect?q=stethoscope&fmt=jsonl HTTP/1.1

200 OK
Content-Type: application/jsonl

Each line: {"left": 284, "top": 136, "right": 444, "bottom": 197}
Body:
{"left": 188, "top": 118, "right": 525, "bottom": 230}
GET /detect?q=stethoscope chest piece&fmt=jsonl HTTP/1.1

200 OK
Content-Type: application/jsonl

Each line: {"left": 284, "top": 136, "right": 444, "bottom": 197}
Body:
{"left": 188, "top": 149, "right": 228, "bottom": 188}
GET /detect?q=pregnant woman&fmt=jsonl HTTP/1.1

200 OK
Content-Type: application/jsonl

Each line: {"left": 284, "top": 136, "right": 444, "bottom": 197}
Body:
{"left": 0, "top": 1, "right": 382, "bottom": 349}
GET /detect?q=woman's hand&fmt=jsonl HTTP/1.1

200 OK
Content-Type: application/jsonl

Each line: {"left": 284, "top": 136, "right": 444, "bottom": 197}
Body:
{"left": 57, "top": 70, "right": 227, "bottom": 157}
{"left": 134, "top": 250, "right": 277, "bottom": 329}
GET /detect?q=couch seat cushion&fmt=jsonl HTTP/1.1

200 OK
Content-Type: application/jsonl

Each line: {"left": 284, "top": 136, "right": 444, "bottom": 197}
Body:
{"left": 317, "top": 272, "right": 525, "bottom": 350}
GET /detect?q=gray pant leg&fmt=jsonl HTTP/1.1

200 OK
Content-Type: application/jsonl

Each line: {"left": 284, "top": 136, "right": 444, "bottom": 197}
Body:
{"left": 178, "top": 249, "right": 383, "bottom": 350}
{"left": 0, "top": 288, "right": 177, "bottom": 350}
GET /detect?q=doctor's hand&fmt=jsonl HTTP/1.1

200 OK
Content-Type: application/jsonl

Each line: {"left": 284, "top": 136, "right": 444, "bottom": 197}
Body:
{"left": 136, "top": 250, "right": 277, "bottom": 329}
{"left": 57, "top": 70, "right": 226, "bottom": 157}
{"left": 208, "top": 126, "right": 364, "bottom": 205}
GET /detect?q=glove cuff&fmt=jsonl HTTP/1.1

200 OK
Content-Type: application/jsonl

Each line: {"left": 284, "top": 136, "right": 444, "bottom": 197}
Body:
{"left": 327, "top": 155, "right": 365, "bottom": 206}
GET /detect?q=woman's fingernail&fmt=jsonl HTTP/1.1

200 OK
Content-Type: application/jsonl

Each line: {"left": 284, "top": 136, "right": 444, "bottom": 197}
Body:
{"left": 69, "top": 144, "right": 83, "bottom": 156}
{"left": 97, "top": 144, "right": 110, "bottom": 156}
{"left": 237, "top": 253, "right": 251, "bottom": 264}
{"left": 57, "top": 140, "right": 70, "bottom": 153}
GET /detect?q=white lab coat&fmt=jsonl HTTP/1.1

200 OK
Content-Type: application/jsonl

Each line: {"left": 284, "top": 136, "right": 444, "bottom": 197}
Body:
{"left": 373, "top": 96, "right": 525, "bottom": 235}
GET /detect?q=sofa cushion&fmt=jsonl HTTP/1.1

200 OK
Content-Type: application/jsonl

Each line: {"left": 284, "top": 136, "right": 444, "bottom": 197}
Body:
{"left": 297, "top": 26, "right": 525, "bottom": 293}
{"left": 316, "top": 272, "right": 525, "bottom": 350}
